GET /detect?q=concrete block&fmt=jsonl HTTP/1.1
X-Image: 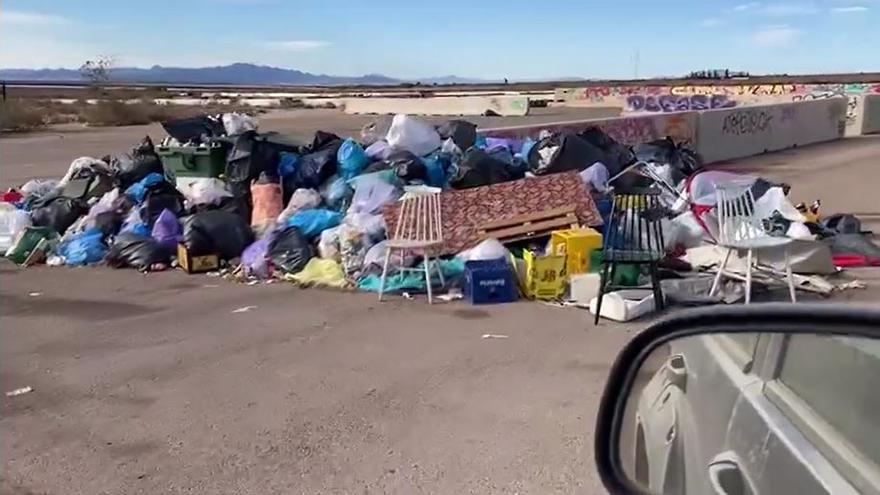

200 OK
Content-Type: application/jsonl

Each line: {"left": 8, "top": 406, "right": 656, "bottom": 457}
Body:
{"left": 860, "top": 95, "right": 880, "bottom": 135}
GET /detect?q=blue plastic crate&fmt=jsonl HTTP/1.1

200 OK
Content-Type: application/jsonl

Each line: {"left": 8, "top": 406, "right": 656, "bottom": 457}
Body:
{"left": 463, "top": 258, "right": 518, "bottom": 305}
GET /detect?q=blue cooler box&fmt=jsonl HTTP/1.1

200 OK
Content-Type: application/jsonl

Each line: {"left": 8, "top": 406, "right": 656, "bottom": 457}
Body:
{"left": 463, "top": 258, "right": 518, "bottom": 305}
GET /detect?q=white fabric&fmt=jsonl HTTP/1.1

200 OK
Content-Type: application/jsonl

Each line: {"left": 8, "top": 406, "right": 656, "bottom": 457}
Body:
{"left": 222, "top": 113, "right": 258, "bottom": 136}
{"left": 457, "top": 238, "right": 510, "bottom": 262}
{"left": 385, "top": 114, "right": 441, "bottom": 156}
{"left": 59, "top": 157, "right": 109, "bottom": 187}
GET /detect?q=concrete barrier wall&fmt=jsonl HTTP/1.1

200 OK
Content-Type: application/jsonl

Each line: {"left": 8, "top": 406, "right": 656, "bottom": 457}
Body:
{"left": 695, "top": 98, "right": 847, "bottom": 163}
{"left": 861, "top": 95, "right": 880, "bottom": 135}
{"left": 342, "top": 95, "right": 530, "bottom": 116}
{"left": 482, "top": 98, "right": 847, "bottom": 164}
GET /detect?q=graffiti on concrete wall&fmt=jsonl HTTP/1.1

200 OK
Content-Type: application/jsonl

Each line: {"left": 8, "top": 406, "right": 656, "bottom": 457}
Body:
{"left": 626, "top": 94, "right": 736, "bottom": 113}
{"left": 721, "top": 109, "right": 773, "bottom": 135}
{"left": 599, "top": 116, "right": 658, "bottom": 145}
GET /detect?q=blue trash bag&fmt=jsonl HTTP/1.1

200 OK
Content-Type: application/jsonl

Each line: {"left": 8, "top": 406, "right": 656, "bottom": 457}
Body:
{"left": 285, "top": 208, "right": 342, "bottom": 239}
{"left": 278, "top": 152, "right": 299, "bottom": 178}
{"left": 150, "top": 208, "right": 181, "bottom": 251}
{"left": 518, "top": 137, "right": 537, "bottom": 161}
{"left": 422, "top": 154, "right": 449, "bottom": 189}
{"left": 337, "top": 139, "right": 369, "bottom": 180}
{"left": 59, "top": 228, "right": 107, "bottom": 265}
{"left": 474, "top": 134, "right": 488, "bottom": 149}
{"left": 124, "top": 172, "right": 165, "bottom": 203}
{"left": 321, "top": 175, "right": 354, "bottom": 211}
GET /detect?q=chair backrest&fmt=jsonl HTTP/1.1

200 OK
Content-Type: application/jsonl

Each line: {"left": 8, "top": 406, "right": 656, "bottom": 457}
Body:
{"left": 391, "top": 192, "right": 443, "bottom": 243}
{"left": 604, "top": 189, "right": 666, "bottom": 260}
{"left": 714, "top": 181, "right": 767, "bottom": 245}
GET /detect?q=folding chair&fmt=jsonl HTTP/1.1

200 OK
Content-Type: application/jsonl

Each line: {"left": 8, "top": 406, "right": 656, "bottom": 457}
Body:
{"left": 379, "top": 191, "right": 445, "bottom": 304}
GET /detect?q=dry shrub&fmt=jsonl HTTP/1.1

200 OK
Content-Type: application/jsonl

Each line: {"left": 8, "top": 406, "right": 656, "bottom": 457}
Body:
{"left": 82, "top": 99, "right": 152, "bottom": 126}
{"left": 0, "top": 99, "right": 47, "bottom": 132}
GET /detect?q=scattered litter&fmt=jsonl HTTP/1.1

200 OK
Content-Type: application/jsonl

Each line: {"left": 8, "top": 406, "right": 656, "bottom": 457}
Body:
{"left": 402, "top": 292, "right": 413, "bottom": 300}
{"left": 6, "top": 386, "right": 33, "bottom": 397}
{"left": 481, "top": 334, "right": 509, "bottom": 339}
{"left": 437, "top": 290, "right": 464, "bottom": 302}
{"left": 28, "top": 291, "right": 42, "bottom": 297}
{"left": 231, "top": 305, "right": 257, "bottom": 313}
{"left": 202, "top": 284, "right": 220, "bottom": 288}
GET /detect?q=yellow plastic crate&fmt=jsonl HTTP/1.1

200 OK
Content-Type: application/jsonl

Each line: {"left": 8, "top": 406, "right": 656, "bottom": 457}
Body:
{"left": 523, "top": 250, "right": 567, "bottom": 300}
{"left": 550, "top": 228, "right": 603, "bottom": 275}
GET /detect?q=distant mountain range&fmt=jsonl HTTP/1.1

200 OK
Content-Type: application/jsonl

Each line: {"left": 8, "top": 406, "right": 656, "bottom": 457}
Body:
{"left": 0, "top": 63, "right": 492, "bottom": 86}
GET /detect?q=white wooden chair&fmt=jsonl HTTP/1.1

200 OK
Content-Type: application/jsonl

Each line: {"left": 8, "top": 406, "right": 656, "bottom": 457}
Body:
{"left": 709, "top": 182, "right": 797, "bottom": 304}
{"left": 379, "top": 191, "right": 445, "bottom": 303}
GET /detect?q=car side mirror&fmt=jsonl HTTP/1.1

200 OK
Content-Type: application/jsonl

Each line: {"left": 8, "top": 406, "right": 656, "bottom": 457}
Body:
{"left": 594, "top": 304, "right": 880, "bottom": 495}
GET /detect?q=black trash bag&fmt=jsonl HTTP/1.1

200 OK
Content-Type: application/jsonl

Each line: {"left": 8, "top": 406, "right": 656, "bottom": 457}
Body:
{"left": 632, "top": 137, "right": 702, "bottom": 179}
{"left": 113, "top": 136, "right": 164, "bottom": 189}
{"left": 268, "top": 226, "right": 313, "bottom": 274}
{"left": 292, "top": 146, "right": 340, "bottom": 189}
{"left": 140, "top": 180, "right": 185, "bottom": 227}
{"left": 161, "top": 115, "right": 225, "bottom": 144}
{"left": 362, "top": 159, "right": 392, "bottom": 174}
{"left": 310, "top": 131, "right": 342, "bottom": 151}
{"left": 750, "top": 178, "right": 791, "bottom": 201}
{"left": 578, "top": 126, "right": 636, "bottom": 176}
{"left": 181, "top": 210, "right": 254, "bottom": 260}
{"left": 821, "top": 214, "right": 863, "bottom": 235}
{"left": 527, "top": 133, "right": 606, "bottom": 175}
{"left": 450, "top": 148, "right": 513, "bottom": 189}
{"left": 437, "top": 120, "right": 477, "bottom": 151}
{"left": 825, "top": 233, "right": 880, "bottom": 257}
{"left": 106, "top": 232, "right": 171, "bottom": 269}
{"left": 387, "top": 150, "right": 428, "bottom": 183}
{"left": 92, "top": 211, "right": 124, "bottom": 239}
{"left": 31, "top": 196, "right": 89, "bottom": 235}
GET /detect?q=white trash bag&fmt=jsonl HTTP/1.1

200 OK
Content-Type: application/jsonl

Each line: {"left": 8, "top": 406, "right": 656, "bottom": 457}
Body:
{"left": 182, "top": 178, "right": 233, "bottom": 207}
{"left": 222, "top": 113, "right": 258, "bottom": 136}
{"left": 278, "top": 188, "right": 322, "bottom": 224}
{"left": 385, "top": 114, "right": 441, "bottom": 156}
{"left": 0, "top": 203, "right": 32, "bottom": 253}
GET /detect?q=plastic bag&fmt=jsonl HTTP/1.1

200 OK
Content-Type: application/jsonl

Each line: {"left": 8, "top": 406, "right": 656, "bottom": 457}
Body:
{"left": 59, "top": 157, "right": 112, "bottom": 187}
{"left": 140, "top": 182, "right": 185, "bottom": 228}
{"left": 286, "top": 209, "right": 342, "bottom": 239}
{"left": 151, "top": 209, "right": 181, "bottom": 250}
{"left": 106, "top": 232, "right": 170, "bottom": 270}
{"left": 125, "top": 173, "right": 165, "bottom": 203}
{"left": 113, "top": 136, "right": 164, "bottom": 189}
{"left": 181, "top": 210, "right": 254, "bottom": 260}
{"left": 20, "top": 179, "right": 59, "bottom": 200}
{"left": 385, "top": 114, "right": 442, "bottom": 156}
{"left": 320, "top": 175, "right": 353, "bottom": 211}
{"left": 318, "top": 226, "right": 342, "bottom": 261}
{"left": 579, "top": 162, "right": 610, "bottom": 193}
{"left": 0, "top": 203, "right": 32, "bottom": 253}
{"left": 278, "top": 188, "right": 322, "bottom": 224}
{"left": 437, "top": 120, "right": 477, "bottom": 151}
{"left": 457, "top": 238, "right": 510, "bottom": 262}
{"left": 360, "top": 121, "right": 383, "bottom": 146}
{"left": 58, "top": 228, "right": 106, "bottom": 266}
{"left": 269, "top": 226, "right": 313, "bottom": 274}
{"left": 5, "top": 226, "right": 57, "bottom": 264}
{"left": 389, "top": 150, "right": 428, "bottom": 184}
{"left": 241, "top": 231, "right": 276, "bottom": 279}
{"left": 292, "top": 147, "right": 338, "bottom": 189}
{"left": 345, "top": 213, "right": 386, "bottom": 242}
{"left": 161, "top": 115, "right": 225, "bottom": 143}
{"left": 337, "top": 139, "right": 369, "bottom": 180}
{"left": 290, "top": 258, "right": 347, "bottom": 288}
{"left": 250, "top": 180, "right": 283, "bottom": 231}
{"left": 182, "top": 178, "right": 233, "bottom": 207}
{"left": 278, "top": 152, "right": 299, "bottom": 178}
{"left": 31, "top": 196, "right": 89, "bottom": 235}
{"left": 339, "top": 224, "right": 370, "bottom": 277}
{"left": 450, "top": 148, "right": 512, "bottom": 189}
{"left": 222, "top": 112, "right": 258, "bottom": 136}
{"left": 348, "top": 175, "right": 401, "bottom": 215}
{"left": 365, "top": 140, "right": 392, "bottom": 160}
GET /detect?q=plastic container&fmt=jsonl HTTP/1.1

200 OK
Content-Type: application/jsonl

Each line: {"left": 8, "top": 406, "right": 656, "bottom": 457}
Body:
{"left": 523, "top": 250, "right": 567, "bottom": 300}
{"left": 550, "top": 227, "right": 603, "bottom": 275}
{"left": 463, "top": 258, "right": 518, "bottom": 304}
{"left": 157, "top": 144, "right": 227, "bottom": 185}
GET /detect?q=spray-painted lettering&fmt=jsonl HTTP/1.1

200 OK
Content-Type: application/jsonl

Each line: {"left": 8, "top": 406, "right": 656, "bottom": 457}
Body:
{"left": 626, "top": 94, "right": 736, "bottom": 113}
{"left": 722, "top": 110, "right": 773, "bottom": 135}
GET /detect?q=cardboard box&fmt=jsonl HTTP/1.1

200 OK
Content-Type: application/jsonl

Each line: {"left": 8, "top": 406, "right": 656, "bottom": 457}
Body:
{"left": 177, "top": 243, "right": 219, "bottom": 274}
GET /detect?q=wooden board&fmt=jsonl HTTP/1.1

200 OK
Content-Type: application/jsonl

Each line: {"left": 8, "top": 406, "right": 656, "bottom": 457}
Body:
{"left": 477, "top": 206, "right": 579, "bottom": 244}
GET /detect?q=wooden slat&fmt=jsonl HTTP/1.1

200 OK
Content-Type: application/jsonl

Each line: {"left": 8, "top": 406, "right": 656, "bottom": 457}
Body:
{"left": 478, "top": 206, "right": 577, "bottom": 231}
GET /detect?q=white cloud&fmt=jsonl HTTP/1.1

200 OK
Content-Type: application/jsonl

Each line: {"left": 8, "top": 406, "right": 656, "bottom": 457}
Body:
{"left": 749, "top": 24, "right": 803, "bottom": 46}
{"left": 729, "top": 2, "right": 762, "bottom": 12}
{"left": 699, "top": 17, "right": 723, "bottom": 27}
{"left": 759, "top": 3, "right": 820, "bottom": 15}
{"left": 2, "top": 10, "right": 71, "bottom": 26}
{"left": 261, "top": 40, "right": 331, "bottom": 52}
{"left": 831, "top": 5, "right": 869, "bottom": 12}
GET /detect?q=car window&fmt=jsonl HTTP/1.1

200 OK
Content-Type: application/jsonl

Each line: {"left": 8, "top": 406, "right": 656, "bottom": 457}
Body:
{"left": 777, "top": 335, "right": 880, "bottom": 467}
{"left": 716, "top": 333, "right": 759, "bottom": 371}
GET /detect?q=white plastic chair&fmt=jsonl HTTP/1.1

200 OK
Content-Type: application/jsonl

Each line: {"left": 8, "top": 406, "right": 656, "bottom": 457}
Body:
{"left": 709, "top": 182, "right": 797, "bottom": 304}
{"left": 379, "top": 191, "right": 445, "bottom": 304}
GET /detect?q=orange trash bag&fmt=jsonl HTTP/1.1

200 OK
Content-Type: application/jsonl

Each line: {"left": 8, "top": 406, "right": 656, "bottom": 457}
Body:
{"left": 250, "top": 180, "right": 283, "bottom": 232}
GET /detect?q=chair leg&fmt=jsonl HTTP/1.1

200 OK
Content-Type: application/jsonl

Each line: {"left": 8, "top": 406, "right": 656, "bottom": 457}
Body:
{"left": 594, "top": 261, "right": 613, "bottom": 325}
{"left": 745, "top": 248, "right": 753, "bottom": 305}
{"left": 710, "top": 248, "right": 733, "bottom": 298}
{"left": 434, "top": 254, "right": 445, "bottom": 289}
{"left": 378, "top": 248, "right": 393, "bottom": 302}
{"left": 649, "top": 263, "right": 664, "bottom": 311}
{"left": 785, "top": 248, "right": 797, "bottom": 303}
{"left": 424, "top": 256, "right": 434, "bottom": 304}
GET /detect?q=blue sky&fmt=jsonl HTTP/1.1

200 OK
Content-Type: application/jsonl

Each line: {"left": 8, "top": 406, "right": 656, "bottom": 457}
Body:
{"left": 1, "top": 0, "right": 877, "bottom": 79}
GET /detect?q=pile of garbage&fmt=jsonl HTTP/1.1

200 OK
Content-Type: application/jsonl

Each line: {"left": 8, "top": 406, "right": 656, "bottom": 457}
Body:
{"left": 1, "top": 110, "right": 875, "bottom": 313}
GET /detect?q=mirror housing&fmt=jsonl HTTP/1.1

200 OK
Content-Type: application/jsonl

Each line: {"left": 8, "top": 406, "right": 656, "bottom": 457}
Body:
{"left": 594, "top": 304, "right": 880, "bottom": 495}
